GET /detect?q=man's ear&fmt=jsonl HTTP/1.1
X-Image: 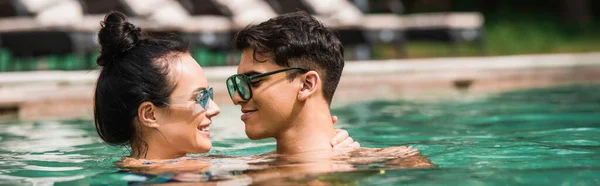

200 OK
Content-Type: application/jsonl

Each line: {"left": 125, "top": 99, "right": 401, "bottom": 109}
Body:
{"left": 298, "top": 71, "right": 320, "bottom": 101}
{"left": 137, "top": 101, "right": 159, "bottom": 128}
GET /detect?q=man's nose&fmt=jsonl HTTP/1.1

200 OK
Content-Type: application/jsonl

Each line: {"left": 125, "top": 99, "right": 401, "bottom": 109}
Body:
{"left": 231, "top": 90, "right": 246, "bottom": 105}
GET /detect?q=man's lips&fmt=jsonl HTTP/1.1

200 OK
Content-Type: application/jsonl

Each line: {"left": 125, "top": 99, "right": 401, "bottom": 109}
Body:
{"left": 241, "top": 109, "right": 257, "bottom": 121}
{"left": 241, "top": 109, "right": 257, "bottom": 113}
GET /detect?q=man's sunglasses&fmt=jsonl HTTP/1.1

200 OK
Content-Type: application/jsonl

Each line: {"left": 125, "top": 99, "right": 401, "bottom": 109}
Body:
{"left": 226, "top": 68, "right": 308, "bottom": 102}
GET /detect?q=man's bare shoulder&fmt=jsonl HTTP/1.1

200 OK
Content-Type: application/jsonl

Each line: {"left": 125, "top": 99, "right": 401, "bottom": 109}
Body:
{"left": 352, "top": 146, "right": 420, "bottom": 157}
{"left": 335, "top": 146, "right": 436, "bottom": 168}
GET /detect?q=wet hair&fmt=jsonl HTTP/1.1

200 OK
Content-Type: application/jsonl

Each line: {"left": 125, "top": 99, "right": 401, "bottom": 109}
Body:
{"left": 234, "top": 11, "right": 344, "bottom": 105}
{"left": 93, "top": 11, "right": 189, "bottom": 155}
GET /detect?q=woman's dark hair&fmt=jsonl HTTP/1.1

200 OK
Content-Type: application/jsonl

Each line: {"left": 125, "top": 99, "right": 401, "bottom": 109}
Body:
{"left": 234, "top": 11, "right": 344, "bottom": 105}
{"left": 94, "top": 11, "right": 189, "bottom": 154}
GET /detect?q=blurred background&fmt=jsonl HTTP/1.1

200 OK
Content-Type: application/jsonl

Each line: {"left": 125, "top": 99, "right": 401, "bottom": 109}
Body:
{"left": 0, "top": 0, "right": 598, "bottom": 121}
{"left": 0, "top": 1, "right": 599, "bottom": 185}
{"left": 0, "top": 0, "right": 597, "bottom": 71}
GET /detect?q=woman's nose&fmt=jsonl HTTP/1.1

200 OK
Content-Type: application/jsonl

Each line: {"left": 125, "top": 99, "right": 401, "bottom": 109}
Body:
{"left": 206, "top": 99, "right": 220, "bottom": 117}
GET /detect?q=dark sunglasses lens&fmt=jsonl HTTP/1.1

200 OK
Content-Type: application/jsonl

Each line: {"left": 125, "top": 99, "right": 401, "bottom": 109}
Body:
{"left": 235, "top": 76, "right": 251, "bottom": 100}
{"left": 226, "top": 77, "right": 235, "bottom": 99}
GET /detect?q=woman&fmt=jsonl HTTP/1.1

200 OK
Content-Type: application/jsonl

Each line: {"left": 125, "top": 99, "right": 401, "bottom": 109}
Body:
{"left": 93, "top": 12, "right": 357, "bottom": 167}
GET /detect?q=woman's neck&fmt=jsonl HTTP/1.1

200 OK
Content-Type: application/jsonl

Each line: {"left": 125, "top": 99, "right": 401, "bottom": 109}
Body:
{"left": 130, "top": 140, "right": 186, "bottom": 160}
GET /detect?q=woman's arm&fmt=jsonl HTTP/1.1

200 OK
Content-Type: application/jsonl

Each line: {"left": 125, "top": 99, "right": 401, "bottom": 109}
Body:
{"left": 330, "top": 116, "right": 360, "bottom": 149}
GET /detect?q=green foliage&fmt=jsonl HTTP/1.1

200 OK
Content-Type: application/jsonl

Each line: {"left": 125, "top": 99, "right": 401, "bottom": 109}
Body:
{"left": 193, "top": 48, "right": 230, "bottom": 67}
{"left": 372, "top": 20, "right": 600, "bottom": 59}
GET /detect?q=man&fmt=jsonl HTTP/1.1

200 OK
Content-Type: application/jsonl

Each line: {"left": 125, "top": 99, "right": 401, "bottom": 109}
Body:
{"left": 227, "top": 11, "right": 432, "bottom": 167}
{"left": 220, "top": 11, "right": 433, "bottom": 184}
{"left": 227, "top": 11, "right": 349, "bottom": 155}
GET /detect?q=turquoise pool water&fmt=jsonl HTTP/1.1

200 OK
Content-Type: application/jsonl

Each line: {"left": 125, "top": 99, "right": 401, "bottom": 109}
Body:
{"left": 1, "top": 84, "right": 599, "bottom": 185}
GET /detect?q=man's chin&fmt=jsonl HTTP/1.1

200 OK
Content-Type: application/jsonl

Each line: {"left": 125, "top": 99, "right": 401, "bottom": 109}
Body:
{"left": 245, "top": 129, "right": 267, "bottom": 140}
{"left": 245, "top": 133, "right": 265, "bottom": 140}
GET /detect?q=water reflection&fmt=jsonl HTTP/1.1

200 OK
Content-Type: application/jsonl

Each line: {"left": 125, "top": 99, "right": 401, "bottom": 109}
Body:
{"left": 0, "top": 121, "right": 98, "bottom": 153}
{"left": 114, "top": 146, "right": 434, "bottom": 185}
{"left": 0, "top": 120, "right": 117, "bottom": 185}
{"left": 0, "top": 85, "right": 598, "bottom": 185}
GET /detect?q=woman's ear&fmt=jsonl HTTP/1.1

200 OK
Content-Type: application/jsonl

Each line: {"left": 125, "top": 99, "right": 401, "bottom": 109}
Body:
{"left": 298, "top": 71, "right": 320, "bottom": 101}
{"left": 137, "top": 102, "right": 159, "bottom": 128}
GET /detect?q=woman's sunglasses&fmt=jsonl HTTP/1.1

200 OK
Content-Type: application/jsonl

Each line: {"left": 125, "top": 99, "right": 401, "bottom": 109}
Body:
{"left": 195, "top": 87, "right": 213, "bottom": 110}
{"left": 226, "top": 68, "right": 308, "bottom": 102}
{"left": 160, "top": 87, "right": 213, "bottom": 113}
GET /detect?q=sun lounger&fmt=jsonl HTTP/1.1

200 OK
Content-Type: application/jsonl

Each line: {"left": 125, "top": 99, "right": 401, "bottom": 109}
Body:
{"left": 212, "top": 0, "right": 277, "bottom": 29}
{"left": 0, "top": 0, "right": 82, "bottom": 59}
{"left": 402, "top": 12, "right": 485, "bottom": 55}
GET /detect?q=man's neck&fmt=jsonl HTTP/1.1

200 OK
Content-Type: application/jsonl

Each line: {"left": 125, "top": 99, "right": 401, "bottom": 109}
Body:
{"left": 275, "top": 100, "right": 336, "bottom": 155}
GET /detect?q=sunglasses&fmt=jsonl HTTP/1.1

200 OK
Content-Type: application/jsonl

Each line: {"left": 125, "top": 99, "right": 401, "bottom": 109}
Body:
{"left": 226, "top": 68, "right": 308, "bottom": 102}
{"left": 195, "top": 87, "right": 213, "bottom": 110}
{"left": 164, "top": 87, "right": 213, "bottom": 113}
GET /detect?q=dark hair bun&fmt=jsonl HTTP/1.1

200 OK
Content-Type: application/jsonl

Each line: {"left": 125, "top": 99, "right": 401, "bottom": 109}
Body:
{"left": 97, "top": 11, "right": 142, "bottom": 66}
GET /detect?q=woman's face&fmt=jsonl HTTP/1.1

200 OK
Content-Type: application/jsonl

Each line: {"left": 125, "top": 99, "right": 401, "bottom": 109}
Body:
{"left": 154, "top": 53, "right": 220, "bottom": 154}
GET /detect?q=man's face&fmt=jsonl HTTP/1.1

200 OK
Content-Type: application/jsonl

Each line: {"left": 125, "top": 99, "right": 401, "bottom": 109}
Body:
{"left": 233, "top": 49, "right": 301, "bottom": 140}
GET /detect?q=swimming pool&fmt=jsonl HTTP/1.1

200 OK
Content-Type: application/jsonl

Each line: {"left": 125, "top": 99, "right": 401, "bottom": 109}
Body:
{"left": 0, "top": 84, "right": 599, "bottom": 185}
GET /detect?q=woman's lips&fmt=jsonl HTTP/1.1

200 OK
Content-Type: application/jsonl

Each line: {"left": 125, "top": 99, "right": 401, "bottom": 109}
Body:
{"left": 198, "top": 130, "right": 210, "bottom": 137}
{"left": 197, "top": 123, "right": 211, "bottom": 137}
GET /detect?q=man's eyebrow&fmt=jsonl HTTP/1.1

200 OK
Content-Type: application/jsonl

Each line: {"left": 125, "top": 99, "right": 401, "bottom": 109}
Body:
{"left": 242, "top": 70, "right": 261, "bottom": 76}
